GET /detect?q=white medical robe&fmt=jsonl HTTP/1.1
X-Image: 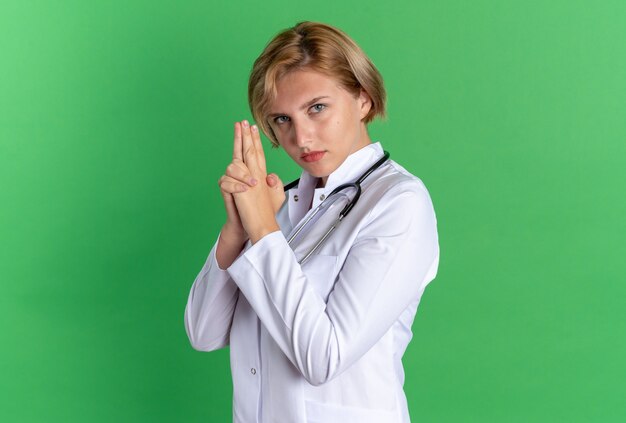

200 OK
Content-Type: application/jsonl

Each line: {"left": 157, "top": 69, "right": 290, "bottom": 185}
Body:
{"left": 185, "top": 142, "right": 440, "bottom": 422}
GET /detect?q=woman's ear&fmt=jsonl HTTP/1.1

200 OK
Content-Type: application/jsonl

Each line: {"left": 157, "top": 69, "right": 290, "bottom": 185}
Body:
{"left": 358, "top": 89, "right": 372, "bottom": 120}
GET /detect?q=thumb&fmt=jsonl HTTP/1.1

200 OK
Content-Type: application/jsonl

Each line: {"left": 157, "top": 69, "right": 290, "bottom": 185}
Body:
{"left": 266, "top": 173, "right": 283, "bottom": 189}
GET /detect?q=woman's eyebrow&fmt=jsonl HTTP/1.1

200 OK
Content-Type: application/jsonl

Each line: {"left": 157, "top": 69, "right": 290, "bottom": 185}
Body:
{"left": 269, "top": 96, "right": 330, "bottom": 117}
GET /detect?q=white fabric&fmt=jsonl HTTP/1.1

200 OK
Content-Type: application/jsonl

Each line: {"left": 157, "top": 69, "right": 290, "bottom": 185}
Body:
{"left": 184, "top": 142, "right": 439, "bottom": 422}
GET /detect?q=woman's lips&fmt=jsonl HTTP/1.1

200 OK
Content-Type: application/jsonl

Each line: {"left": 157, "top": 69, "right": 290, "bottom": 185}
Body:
{"left": 302, "top": 151, "right": 325, "bottom": 163}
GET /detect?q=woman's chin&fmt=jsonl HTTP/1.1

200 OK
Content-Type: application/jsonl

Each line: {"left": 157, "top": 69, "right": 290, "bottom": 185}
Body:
{"left": 306, "top": 167, "right": 330, "bottom": 180}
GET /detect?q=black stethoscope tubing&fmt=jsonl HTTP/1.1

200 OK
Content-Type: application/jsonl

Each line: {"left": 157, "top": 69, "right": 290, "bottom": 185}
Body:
{"left": 283, "top": 150, "right": 391, "bottom": 263}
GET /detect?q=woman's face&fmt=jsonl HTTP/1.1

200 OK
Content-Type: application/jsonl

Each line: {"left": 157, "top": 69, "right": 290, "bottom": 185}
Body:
{"left": 267, "top": 69, "right": 372, "bottom": 187}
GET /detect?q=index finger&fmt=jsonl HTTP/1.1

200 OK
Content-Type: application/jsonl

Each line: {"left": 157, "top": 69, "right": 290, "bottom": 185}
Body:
{"left": 241, "top": 119, "right": 254, "bottom": 160}
{"left": 233, "top": 122, "right": 243, "bottom": 161}
{"left": 251, "top": 124, "right": 266, "bottom": 174}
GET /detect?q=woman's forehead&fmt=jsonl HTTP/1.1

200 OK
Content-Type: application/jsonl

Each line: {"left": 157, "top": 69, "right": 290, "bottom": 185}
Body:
{"left": 270, "top": 70, "right": 345, "bottom": 110}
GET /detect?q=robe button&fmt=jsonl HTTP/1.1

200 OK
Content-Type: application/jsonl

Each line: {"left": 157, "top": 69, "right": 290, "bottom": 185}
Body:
{"left": 251, "top": 368, "right": 256, "bottom": 375}
{"left": 320, "top": 194, "right": 326, "bottom": 201}
{"left": 293, "top": 195, "right": 299, "bottom": 202}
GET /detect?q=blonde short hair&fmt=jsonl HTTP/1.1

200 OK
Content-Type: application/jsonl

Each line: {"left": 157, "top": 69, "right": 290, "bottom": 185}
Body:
{"left": 248, "top": 21, "right": 387, "bottom": 147}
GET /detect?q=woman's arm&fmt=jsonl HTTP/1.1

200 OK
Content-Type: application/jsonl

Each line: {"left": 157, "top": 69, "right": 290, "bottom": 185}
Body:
{"left": 185, "top": 120, "right": 283, "bottom": 351}
{"left": 184, "top": 230, "right": 248, "bottom": 351}
{"left": 227, "top": 183, "right": 439, "bottom": 385}
{"left": 184, "top": 120, "right": 252, "bottom": 351}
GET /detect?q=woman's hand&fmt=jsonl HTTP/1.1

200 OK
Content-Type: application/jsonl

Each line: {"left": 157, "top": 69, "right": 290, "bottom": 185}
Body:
{"left": 217, "top": 124, "right": 257, "bottom": 245}
{"left": 231, "top": 120, "right": 283, "bottom": 244}
{"left": 218, "top": 121, "right": 286, "bottom": 236}
{"left": 216, "top": 122, "right": 285, "bottom": 269}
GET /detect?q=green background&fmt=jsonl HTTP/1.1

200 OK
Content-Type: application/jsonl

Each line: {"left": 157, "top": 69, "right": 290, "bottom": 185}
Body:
{"left": 1, "top": 0, "right": 624, "bottom": 421}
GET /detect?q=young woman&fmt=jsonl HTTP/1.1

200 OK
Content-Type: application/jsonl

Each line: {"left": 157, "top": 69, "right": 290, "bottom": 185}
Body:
{"left": 184, "top": 21, "right": 439, "bottom": 423}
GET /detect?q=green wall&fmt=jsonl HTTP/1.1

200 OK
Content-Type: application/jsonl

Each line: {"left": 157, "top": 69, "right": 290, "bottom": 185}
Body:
{"left": 1, "top": 0, "right": 624, "bottom": 421}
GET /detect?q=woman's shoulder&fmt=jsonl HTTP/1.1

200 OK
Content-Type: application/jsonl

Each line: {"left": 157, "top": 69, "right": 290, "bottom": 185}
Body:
{"left": 367, "top": 158, "right": 434, "bottom": 200}
{"left": 354, "top": 157, "right": 438, "bottom": 240}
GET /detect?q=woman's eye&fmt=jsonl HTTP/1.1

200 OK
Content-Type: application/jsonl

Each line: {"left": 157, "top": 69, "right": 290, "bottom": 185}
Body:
{"left": 311, "top": 104, "right": 326, "bottom": 113}
{"left": 274, "top": 116, "right": 290, "bottom": 124}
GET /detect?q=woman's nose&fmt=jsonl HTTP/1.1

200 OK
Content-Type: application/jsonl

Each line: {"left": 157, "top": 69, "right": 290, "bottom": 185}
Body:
{"left": 293, "top": 120, "right": 313, "bottom": 148}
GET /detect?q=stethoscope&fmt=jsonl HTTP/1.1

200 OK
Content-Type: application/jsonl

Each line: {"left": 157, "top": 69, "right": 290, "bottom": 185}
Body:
{"left": 283, "top": 150, "right": 390, "bottom": 264}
